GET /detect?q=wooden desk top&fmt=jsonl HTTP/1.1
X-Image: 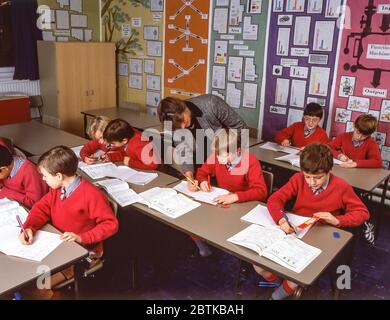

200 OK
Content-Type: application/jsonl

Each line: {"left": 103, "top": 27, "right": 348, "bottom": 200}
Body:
{"left": 0, "top": 121, "right": 89, "bottom": 156}
{"left": 130, "top": 184, "right": 352, "bottom": 287}
{"left": 0, "top": 224, "right": 88, "bottom": 297}
{"left": 81, "top": 108, "right": 161, "bottom": 130}
{"left": 251, "top": 143, "right": 390, "bottom": 192}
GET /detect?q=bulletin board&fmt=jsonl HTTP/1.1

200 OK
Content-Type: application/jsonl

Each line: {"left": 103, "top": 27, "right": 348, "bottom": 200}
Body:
{"left": 330, "top": 0, "right": 390, "bottom": 168}
{"left": 261, "top": 0, "right": 343, "bottom": 141}
{"left": 164, "top": 0, "right": 211, "bottom": 99}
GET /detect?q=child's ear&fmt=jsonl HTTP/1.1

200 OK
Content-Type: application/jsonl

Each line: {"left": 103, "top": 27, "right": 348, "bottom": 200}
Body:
{"left": 122, "top": 138, "right": 128, "bottom": 145}
{"left": 55, "top": 172, "right": 63, "bottom": 181}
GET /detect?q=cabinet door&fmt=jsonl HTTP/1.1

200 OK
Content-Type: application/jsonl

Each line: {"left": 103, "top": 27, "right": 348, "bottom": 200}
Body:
{"left": 87, "top": 43, "right": 116, "bottom": 110}
{"left": 56, "top": 43, "right": 90, "bottom": 136}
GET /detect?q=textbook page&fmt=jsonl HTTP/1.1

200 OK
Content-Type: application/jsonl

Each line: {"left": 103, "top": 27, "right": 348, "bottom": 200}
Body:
{"left": 259, "top": 142, "right": 300, "bottom": 154}
{"left": 97, "top": 179, "right": 143, "bottom": 207}
{"left": 275, "top": 154, "right": 300, "bottom": 167}
{"left": 173, "top": 181, "right": 229, "bottom": 205}
{"left": 240, "top": 204, "right": 312, "bottom": 239}
{"left": 0, "top": 227, "right": 62, "bottom": 262}
{"left": 139, "top": 187, "right": 201, "bottom": 218}
{"left": 71, "top": 145, "right": 83, "bottom": 158}
{"left": 228, "top": 224, "right": 286, "bottom": 254}
{"left": 110, "top": 166, "right": 158, "bottom": 185}
{"left": 0, "top": 199, "right": 28, "bottom": 229}
{"left": 261, "top": 235, "right": 322, "bottom": 273}
{"left": 79, "top": 162, "right": 117, "bottom": 179}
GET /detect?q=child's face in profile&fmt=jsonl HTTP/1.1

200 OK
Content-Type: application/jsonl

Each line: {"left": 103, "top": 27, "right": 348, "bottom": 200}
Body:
{"left": 303, "top": 171, "right": 328, "bottom": 191}
{"left": 353, "top": 129, "right": 369, "bottom": 142}
{"left": 40, "top": 167, "right": 63, "bottom": 189}
{"left": 303, "top": 115, "right": 321, "bottom": 130}
{"left": 94, "top": 130, "right": 105, "bottom": 145}
{"left": 0, "top": 166, "right": 10, "bottom": 180}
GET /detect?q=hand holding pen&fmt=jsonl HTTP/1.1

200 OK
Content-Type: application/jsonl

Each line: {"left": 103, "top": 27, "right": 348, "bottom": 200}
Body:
{"left": 16, "top": 215, "right": 33, "bottom": 245}
{"left": 279, "top": 210, "right": 297, "bottom": 235}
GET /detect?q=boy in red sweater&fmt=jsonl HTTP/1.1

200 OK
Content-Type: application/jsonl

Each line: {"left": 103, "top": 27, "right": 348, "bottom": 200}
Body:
{"left": 103, "top": 118, "right": 159, "bottom": 170}
{"left": 328, "top": 114, "right": 382, "bottom": 168}
{"left": 0, "top": 145, "right": 48, "bottom": 208}
{"left": 275, "top": 103, "right": 329, "bottom": 148}
{"left": 20, "top": 146, "right": 118, "bottom": 299}
{"left": 80, "top": 116, "right": 123, "bottom": 164}
{"left": 254, "top": 143, "right": 369, "bottom": 300}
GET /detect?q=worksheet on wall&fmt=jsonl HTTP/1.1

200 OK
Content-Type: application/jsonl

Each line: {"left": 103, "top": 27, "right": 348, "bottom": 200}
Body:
{"left": 243, "top": 83, "right": 258, "bottom": 108}
{"left": 213, "top": 8, "right": 228, "bottom": 34}
{"left": 226, "top": 83, "right": 241, "bottom": 109}
{"left": 243, "top": 16, "right": 258, "bottom": 40}
{"left": 227, "top": 56, "right": 243, "bottom": 82}
{"left": 214, "top": 40, "right": 228, "bottom": 64}
{"left": 212, "top": 65, "right": 226, "bottom": 90}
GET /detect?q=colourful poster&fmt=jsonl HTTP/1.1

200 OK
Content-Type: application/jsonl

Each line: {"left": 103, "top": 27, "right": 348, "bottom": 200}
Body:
{"left": 330, "top": 0, "right": 390, "bottom": 168}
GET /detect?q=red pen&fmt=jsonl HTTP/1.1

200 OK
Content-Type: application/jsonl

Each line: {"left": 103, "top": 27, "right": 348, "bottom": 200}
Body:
{"left": 207, "top": 175, "right": 211, "bottom": 191}
{"left": 16, "top": 215, "right": 29, "bottom": 241}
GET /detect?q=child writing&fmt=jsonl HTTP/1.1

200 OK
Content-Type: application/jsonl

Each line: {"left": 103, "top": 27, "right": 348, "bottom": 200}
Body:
{"left": 80, "top": 116, "right": 123, "bottom": 164}
{"left": 275, "top": 103, "right": 329, "bottom": 148}
{"left": 328, "top": 114, "right": 382, "bottom": 168}
{"left": 188, "top": 129, "right": 268, "bottom": 257}
{"left": 103, "top": 118, "right": 159, "bottom": 170}
{"left": 0, "top": 144, "right": 48, "bottom": 208}
{"left": 20, "top": 146, "right": 118, "bottom": 299}
{"left": 253, "top": 142, "right": 369, "bottom": 300}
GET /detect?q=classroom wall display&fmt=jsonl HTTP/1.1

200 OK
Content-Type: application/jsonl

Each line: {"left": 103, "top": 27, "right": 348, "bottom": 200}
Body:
{"left": 330, "top": 0, "right": 390, "bottom": 169}
{"left": 164, "top": 0, "right": 210, "bottom": 99}
{"left": 261, "top": 0, "right": 343, "bottom": 141}
{"left": 209, "top": 0, "right": 269, "bottom": 128}
{"left": 101, "top": 0, "right": 164, "bottom": 114}
{"left": 38, "top": 0, "right": 99, "bottom": 42}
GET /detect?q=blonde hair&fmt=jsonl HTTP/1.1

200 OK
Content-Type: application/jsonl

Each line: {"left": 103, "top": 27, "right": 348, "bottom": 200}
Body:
{"left": 212, "top": 128, "right": 241, "bottom": 156}
{"left": 87, "top": 116, "right": 111, "bottom": 139}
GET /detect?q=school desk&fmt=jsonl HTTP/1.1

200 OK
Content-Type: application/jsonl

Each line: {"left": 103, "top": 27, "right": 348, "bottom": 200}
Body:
{"left": 0, "top": 120, "right": 89, "bottom": 156}
{"left": 81, "top": 107, "right": 161, "bottom": 138}
{"left": 129, "top": 182, "right": 353, "bottom": 289}
{"left": 0, "top": 224, "right": 88, "bottom": 299}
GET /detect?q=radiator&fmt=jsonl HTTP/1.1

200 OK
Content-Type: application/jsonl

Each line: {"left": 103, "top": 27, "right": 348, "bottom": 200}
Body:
{"left": 0, "top": 80, "right": 41, "bottom": 96}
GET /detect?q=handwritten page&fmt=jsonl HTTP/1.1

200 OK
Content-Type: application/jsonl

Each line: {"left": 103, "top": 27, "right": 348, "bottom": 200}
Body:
{"left": 97, "top": 179, "right": 143, "bottom": 207}
{"left": 240, "top": 204, "right": 314, "bottom": 239}
{"left": 79, "top": 162, "right": 117, "bottom": 179}
{"left": 173, "top": 181, "right": 229, "bottom": 205}
{"left": 0, "top": 227, "right": 62, "bottom": 262}
{"left": 71, "top": 145, "right": 83, "bottom": 158}
{"left": 0, "top": 199, "right": 28, "bottom": 229}
{"left": 259, "top": 142, "right": 300, "bottom": 154}
{"left": 275, "top": 153, "right": 301, "bottom": 167}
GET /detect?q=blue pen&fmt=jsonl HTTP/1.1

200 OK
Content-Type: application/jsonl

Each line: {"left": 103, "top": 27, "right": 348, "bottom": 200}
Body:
{"left": 258, "top": 281, "right": 279, "bottom": 288}
{"left": 280, "top": 210, "right": 297, "bottom": 234}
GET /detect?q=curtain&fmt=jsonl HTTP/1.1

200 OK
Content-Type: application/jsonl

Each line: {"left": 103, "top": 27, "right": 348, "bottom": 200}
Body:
{"left": 10, "top": 0, "right": 42, "bottom": 80}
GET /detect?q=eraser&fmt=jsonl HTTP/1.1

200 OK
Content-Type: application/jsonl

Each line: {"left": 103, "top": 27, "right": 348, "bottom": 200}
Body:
{"left": 333, "top": 231, "right": 341, "bottom": 239}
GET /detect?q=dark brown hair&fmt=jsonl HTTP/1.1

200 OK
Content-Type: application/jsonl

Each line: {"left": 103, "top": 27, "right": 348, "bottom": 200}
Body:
{"left": 0, "top": 144, "right": 13, "bottom": 167}
{"left": 157, "top": 97, "right": 188, "bottom": 130}
{"left": 304, "top": 102, "right": 324, "bottom": 119}
{"left": 38, "top": 146, "right": 78, "bottom": 176}
{"left": 103, "top": 119, "right": 135, "bottom": 143}
{"left": 300, "top": 142, "right": 333, "bottom": 174}
{"left": 354, "top": 114, "right": 377, "bottom": 136}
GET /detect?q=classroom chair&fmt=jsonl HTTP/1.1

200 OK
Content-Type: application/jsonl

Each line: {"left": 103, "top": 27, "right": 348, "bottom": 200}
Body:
{"left": 29, "top": 95, "right": 43, "bottom": 121}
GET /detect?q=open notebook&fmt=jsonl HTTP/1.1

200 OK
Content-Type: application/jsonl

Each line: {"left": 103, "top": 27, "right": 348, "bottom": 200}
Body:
{"left": 97, "top": 179, "right": 143, "bottom": 207}
{"left": 0, "top": 226, "right": 62, "bottom": 262}
{"left": 173, "top": 181, "right": 229, "bottom": 205}
{"left": 79, "top": 162, "right": 158, "bottom": 185}
{"left": 228, "top": 224, "right": 321, "bottom": 273}
{"left": 139, "top": 187, "right": 201, "bottom": 219}
{"left": 0, "top": 198, "right": 28, "bottom": 229}
{"left": 241, "top": 204, "right": 316, "bottom": 239}
{"left": 275, "top": 154, "right": 350, "bottom": 168}
{"left": 71, "top": 145, "right": 104, "bottom": 160}
{"left": 259, "top": 142, "right": 300, "bottom": 154}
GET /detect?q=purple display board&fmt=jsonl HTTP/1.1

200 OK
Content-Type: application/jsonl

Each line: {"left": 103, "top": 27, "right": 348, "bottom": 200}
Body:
{"left": 262, "top": 0, "right": 344, "bottom": 141}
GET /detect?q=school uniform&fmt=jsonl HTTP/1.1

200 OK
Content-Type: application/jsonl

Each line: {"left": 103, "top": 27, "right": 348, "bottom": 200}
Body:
{"left": 80, "top": 140, "right": 124, "bottom": 162}
{"left": 275, "top": 122, "right": 329, "bottom": 148}
{"left": 267, "top": 172, "right": 369, "bottom": 227}
{"left": 196, "top": 152, "right": 268, "bottom": 202}
{"left": 123, "top": 130, "right": 159, "bottom": 170}
{"left": 328, "top": 132, "right": 382, "bottom": 168}
{"left": 0, "top": 157, "right": 48, "bottom": 208}
{"left": 24, "top": 177, "right": 118, "bottom": 254}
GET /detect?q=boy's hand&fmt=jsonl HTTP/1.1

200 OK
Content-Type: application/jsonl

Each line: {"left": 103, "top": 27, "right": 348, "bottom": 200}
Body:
{"left": 124, "top": 156, "right": 130, "bottom": 166}
{"left": 200, "top": 181, "right": 210, "bottom": 192}
{"left": 187, "top": 179, "right": 200, "bottom": 192}
{"left": 61, "top": 232, "right": 82, "bottom": 243}
{"left": 100, "top": 153, "right": 109, "bottom": 162}
{"left": 313, "top": 212, "right": 340, "bottom": 226}
{"left": 338, "top": 154, "right": 349, "bottom": 162}
{"left": 278, "top": 218, "right": 295, "bottom": 234}
{"left": 281, "top": 139, "right": 291, "bottom": 147}
{"left": 339, "top": 161, "right": 357, "bottom": 168}
{"left": 19, "top": 229, "right": 34, "bottom": 245}
{"left": 213, "top": 193, "right": 239, "bottom": 205}
{"left": 84, "top": 156, "right": 97, "bottom": 165}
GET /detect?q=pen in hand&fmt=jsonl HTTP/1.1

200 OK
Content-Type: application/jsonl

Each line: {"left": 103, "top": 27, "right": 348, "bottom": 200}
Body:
{"left": 16, "top": 214, "right": 29, "bottom": 242}
{"left": 280, "top": 210, "right": 297, "bottom": 235}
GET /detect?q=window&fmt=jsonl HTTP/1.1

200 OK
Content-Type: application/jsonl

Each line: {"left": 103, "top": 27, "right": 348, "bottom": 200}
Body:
{"left": 0, "top": 2, "right": 13, "bottom": 68}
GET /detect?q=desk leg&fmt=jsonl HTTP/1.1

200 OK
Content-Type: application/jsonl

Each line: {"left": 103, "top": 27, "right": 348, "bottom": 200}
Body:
{"left": 376, "top": 177, "right": 389, "bottom": 240}
{"left": 83, "top": 115, "right": 88, "bottom": 139}
{"left": 73, "top": 260, "right": 84, "bottom": 300}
